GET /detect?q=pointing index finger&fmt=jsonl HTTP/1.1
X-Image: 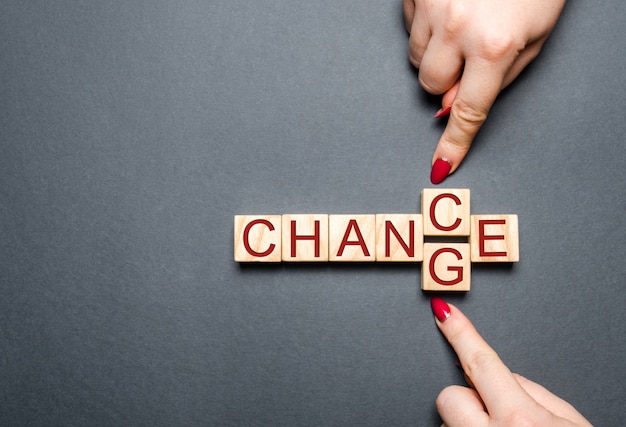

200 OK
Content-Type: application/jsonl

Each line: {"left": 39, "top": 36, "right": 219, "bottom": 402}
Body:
{"left": 430, "top": 297, "right": 533, "bottom": 418}
{"left": 432, "top": 57, "right": 507, "bottom": 176}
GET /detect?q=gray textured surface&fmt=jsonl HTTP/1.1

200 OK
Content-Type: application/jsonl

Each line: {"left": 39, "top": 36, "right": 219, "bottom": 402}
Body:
{"left": 1, "top": 1, "right": 624, "bottom": 425}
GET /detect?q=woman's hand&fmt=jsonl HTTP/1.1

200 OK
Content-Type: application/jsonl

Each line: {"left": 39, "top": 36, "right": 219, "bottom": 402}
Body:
{"left": 403, "top": 0, "right": 566, "bottom": 184}
{"left": 429, "top": 297, "right": 592, "bottom": 426}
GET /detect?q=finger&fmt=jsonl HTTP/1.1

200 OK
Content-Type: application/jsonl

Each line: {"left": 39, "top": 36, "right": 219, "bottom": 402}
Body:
{"left": 430, "top": 298, "right": 533, "bottom": 419}
{"left": 402, "top": 0, "right": 415, "bottom": 32}
{"left": 436, "top": 385, "right": 489, "bottom": 427}
{"left": 418, "top": 38, "right": 464, "bottom": 95}
{"left": 514, "top": 374, "right": 594, "bottom": 426}
{"left": 431, "top": 57, "right": 507, "bottom": 176}
{"left": 406, "top": 6, "right": 431, "bottom": 68}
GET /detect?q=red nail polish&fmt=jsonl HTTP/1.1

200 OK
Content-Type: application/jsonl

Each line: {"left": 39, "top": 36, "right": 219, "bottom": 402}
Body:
{"left": 431, "top": 297, "right": 451, "bottom": 322}
{"left": 430, "top": 159, "right": 452, "bottom": 184}
{"left": 434, "top": 106, "right": 451, "bottom": 118}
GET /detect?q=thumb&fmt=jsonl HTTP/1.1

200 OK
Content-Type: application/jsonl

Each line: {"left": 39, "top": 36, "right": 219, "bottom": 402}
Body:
{"left": 513, "top": 374, "right": 594, "bottom": 426}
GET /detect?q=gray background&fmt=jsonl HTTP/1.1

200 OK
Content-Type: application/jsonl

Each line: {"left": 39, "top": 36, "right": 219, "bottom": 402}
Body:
{"left": 1, "top": 1, "right": 624, "bottom": 426}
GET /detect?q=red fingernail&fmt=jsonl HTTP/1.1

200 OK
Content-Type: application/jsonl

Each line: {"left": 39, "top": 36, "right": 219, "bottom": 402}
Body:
{"left": 430, "top": 297, "right": 451, "bottom": 322}
{"left": 430, "top": 159, "right": 452, "bottom": 184}
{"left": 434, "top": 106, "right": 451, "bottom": 118}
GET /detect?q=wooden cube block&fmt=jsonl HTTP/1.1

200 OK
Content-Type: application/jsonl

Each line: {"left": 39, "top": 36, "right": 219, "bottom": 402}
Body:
{"left": 470, "top": 215, "right": 519, "bottom": 262}
{"left": 422, "top": 188, "right": 471, "bottom": 236}
{"left": 234, "top": 215, "right": 282, "bottom": 262}
{"left": 282, "top": 214, "right": 329, "bottom": 261}
{"left": 329, "top": 215, "right": 376, "bottom": 262}
{"left": 422, "top": 242, "right": 471, "bottom": 291}
{"left": 375, "top": 214, "right": 424, "bottom": 262}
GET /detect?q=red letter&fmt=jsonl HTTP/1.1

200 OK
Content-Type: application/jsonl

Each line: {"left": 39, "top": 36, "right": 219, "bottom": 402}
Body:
{"left": 479, "top": 219, "right": 507, "bottom": 257}
{"left": 385, "top": 220, "right": 414, "bottom": 257}
{"left": 337, "top": 219, "right": 370, "bottom": 257}
{"left": 243, "top": 219, "right": 276, "bottom": 257}
{"left": 430, "top": 193, "right": 462, "bottom": 232}
{"left": 429, "top": 248, "right": 463, "bottom": 286}
{"left": 290, "top": 220, "right": 321, "bottom": 258}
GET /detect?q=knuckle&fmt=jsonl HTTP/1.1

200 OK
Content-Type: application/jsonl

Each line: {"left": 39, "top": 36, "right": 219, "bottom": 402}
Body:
{"left": 439, "top": 2, "right": 525, "bottom": 63}
{"left": 451, "top": 100, "right": 488, "bottom": 130}
{"left": 443, "top": 4, "right": 470, "bottom": 39}
{"left": 477, "top": 32, "right": 524, "bottom": 62}
{"left": 463, "top": 348, "right": 500, "bottom": 379}
{"left": 499, "top": 410, "right": 537, "bottom": 427}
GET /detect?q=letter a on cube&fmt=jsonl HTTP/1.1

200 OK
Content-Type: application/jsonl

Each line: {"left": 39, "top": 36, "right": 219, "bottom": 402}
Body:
{"left": 329, "top": 215, "right": 376, "bottom": 262}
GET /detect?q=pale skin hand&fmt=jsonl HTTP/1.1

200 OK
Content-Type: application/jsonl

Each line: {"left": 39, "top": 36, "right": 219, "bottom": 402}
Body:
{"left": 433, "top": 301, "right": 593, "bottom": 426}
{"left": 403, "top": 0, "right": 566, "bottom": 178}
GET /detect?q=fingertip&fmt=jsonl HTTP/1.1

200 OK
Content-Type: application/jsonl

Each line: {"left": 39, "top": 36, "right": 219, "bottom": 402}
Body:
{"left": 430, "top": 131, "right": 473, "bottom": 184}
{"left": 430, "top": 296, "right": 451, "bottom": 322}
{"left": 430, "top": 159, "right": 452, "bottom": 184}
{"left": 434, "top": 106, "right": 452, "bottom": 119}
{"left": 429, "top": 300, "right": 476, "bottom": 341}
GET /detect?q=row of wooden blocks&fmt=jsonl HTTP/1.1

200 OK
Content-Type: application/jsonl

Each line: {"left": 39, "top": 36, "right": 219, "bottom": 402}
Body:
{"left": 234, "top": 189, "right": 519, "bottom": 291}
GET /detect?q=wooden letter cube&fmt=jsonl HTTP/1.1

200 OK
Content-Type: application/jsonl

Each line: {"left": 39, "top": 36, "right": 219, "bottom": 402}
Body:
{"left": 470, "top": 215, "right": 519, "bottom": 262}
{"left": 422, "top": 242, "right": 471, "bottom": 291}
{"left": 422, "top": 188, "right": 471, "bottom": 236}
{"left": 282, "top": 214, "right": 329, "bottom": 261}
{"left": 234, "top": 215, "right": 282, "bottom": 262}
{"left": 329, "top": 215, "right": 376, "bottom": 262}
{"left": 375, "top": 214, "right": 424, "bottom": 262}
